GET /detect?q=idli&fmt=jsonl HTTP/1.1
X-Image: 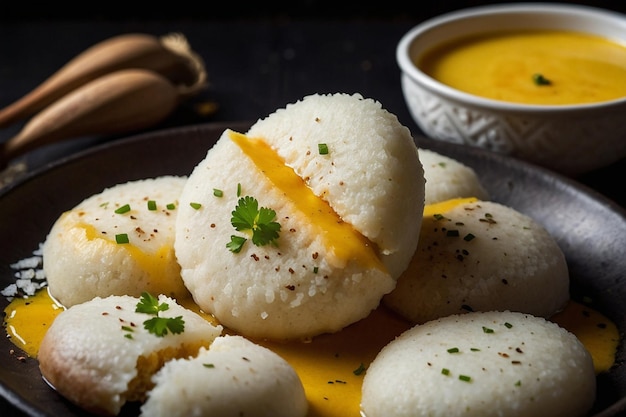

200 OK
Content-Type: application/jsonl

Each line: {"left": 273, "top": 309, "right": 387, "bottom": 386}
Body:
{"left": 384, "top": 199, "right": 569, "bottom": 323}
{"left": 140, "top": 335, "right": 308, "bottom": 417}
{"left": 43, "top": 176, "right": 189, "bottom": 307}
{"left": 419, "top": 148, "right": 489, "bottom": 204}
{"left": 361, "top": 310, "right": 596, "bottom": 417}
{"left": 175, "top": 93, "right": 425, "bottom": 340}
{"left": 38, "top": 294, "right": 223, "bottom": 416}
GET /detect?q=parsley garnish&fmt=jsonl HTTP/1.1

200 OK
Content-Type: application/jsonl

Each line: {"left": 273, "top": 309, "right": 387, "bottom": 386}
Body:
{"left": 228, "top": 196, "right": 281, "bottom": 252}
{"left": 135, "top": 292, "right": 185, "bottom": 337}
{"left": 532, "top": 73, "right": 552, "bottom": 86}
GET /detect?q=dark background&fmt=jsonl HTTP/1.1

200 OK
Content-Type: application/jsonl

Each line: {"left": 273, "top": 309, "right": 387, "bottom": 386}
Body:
{"left": 1, "top": 2, "right": 626, "bottom": 416}
{"left": 1, "top": 0, "right": 625, "bottom": 21}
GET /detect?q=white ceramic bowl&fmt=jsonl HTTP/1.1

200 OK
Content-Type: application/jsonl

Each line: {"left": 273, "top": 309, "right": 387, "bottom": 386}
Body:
{"left": 397, "top": 3, "right": 626, "bottom": 175}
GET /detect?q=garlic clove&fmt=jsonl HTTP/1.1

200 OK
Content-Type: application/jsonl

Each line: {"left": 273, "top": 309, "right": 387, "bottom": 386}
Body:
{"left": 0, "top": 32, "right": 206, "bottom": 128}
{"left": 0, "top": 69, "right": 181, "bottom": 169}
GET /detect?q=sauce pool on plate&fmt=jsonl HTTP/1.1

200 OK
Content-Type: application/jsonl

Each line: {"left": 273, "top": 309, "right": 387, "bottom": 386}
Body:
{"left": 3, "top": 287, "right": 620, "bottom": 417}
{"left": 417, "top": 30, "right": 626, "bottom": 105}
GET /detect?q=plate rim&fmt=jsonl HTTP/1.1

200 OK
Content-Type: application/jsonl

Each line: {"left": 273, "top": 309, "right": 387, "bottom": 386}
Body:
{"left": 1, "top": 121, "right": 625, "bottom": 417}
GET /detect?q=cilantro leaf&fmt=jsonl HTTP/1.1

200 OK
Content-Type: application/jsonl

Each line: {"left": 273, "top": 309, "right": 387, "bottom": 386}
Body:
{"left": 136, "top": 292, "right": 169, "bottom": 315}
{"left": 135, "top": 292, "right": 184, "bottom": 338}
{"left": 142, "top": 315, "right": 185, "bottom": 337}
{"left": 228, "top": 196, "right": 281, "bottom": 252}
{"left": 227, "top": 235, "right": 247, "bottom": 253}
{"left": 230, "top": 196, "right": 259, "bottom": 232}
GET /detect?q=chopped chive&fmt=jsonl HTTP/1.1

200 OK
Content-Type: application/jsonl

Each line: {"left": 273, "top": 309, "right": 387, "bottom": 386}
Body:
{"left": 124, "top": 333, "right": 133, "bottom": 339}
{"left": 237, "top": 183, "right": 242, "bottom": 197}
{"left": 463, "top": 233, "right": 475, "bottom": 242}
{"left": 446, "top": 230, "right": 460, "bottom": 237}
{"left": 213, "top": 188, "right": 224, "bottom": 197}
{"left": 313, "top": 266, "right": 319, "bottom": 274}
{"left": 353, "top": 363, "right": 367, "bottom": 376}
{"left": 441, "top": 368, "right": 450, "bottom": 376}
{"left": 190, "top": 202, "right": 202, "bottom": 210}
{"left": 459, "top": 375, "right": 472, "bottom": 382}
{"left": 515, "top": 380, "right": 522, "bottom": 386}
{"left": 115, "top": 233, "right": 130, "bottom": 244}
{"left": 121, "top": 325, "right": 134, "bottom": 332}
{"left": 504, "top": 322, "right": 513, "bottom": 329}
{"left": 470, "top": 348, "right": 481, "bottom": 352}
{"left": 482, "top": 326, "right": 494, "bottom": 334}
{"left": 203, "top": 363, "right": 215, "bottom": 368}
{"left": 114, "top": 204, "right": 131, "bottom": 214}
{"left": 318, "top": 143, "right": 329, "bottom": 155}
{"left": 166, "top": 203, "right": 176, "bottom": 210}
{"left": 447, "top": 347, "right": 460, "bottom": 354}
{"left": 147, "top": 200, "right": 157, "bottom": 211}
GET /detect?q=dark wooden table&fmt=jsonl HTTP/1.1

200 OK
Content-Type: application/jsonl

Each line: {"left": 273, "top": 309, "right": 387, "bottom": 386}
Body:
{"left": 1, "top": 2, "right": 625, "bottom": 415}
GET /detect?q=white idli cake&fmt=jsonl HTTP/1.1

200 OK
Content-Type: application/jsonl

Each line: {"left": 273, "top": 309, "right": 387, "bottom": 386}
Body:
{"left": 38, "top": 294, "right": 223, "bottom": 416}
{"left": 175, "top": 93, "right": 425, "bottom": 340}
{"left": 384, "top": 199, "right": 569, "bottom": 323}
{"left": 361, "top": 311, "right": 596, "bottom": 417}
{"left": 140, "top": 335, "right": 308, "bottom": 417}
{"left": 43, "top": 176, "right": 189, "bottom": 307}
{"left": 419, "top": 148, "right": 489, "bottom": 204}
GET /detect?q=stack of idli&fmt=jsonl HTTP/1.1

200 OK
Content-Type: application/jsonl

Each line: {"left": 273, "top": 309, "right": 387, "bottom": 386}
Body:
{"left": 174, "top": 93, "right": 426, "bottom": 340}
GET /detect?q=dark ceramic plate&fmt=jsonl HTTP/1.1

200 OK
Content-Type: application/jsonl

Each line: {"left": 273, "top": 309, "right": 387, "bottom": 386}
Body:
{"left": 0, "top": 122, "right": 624, "bottom": 417}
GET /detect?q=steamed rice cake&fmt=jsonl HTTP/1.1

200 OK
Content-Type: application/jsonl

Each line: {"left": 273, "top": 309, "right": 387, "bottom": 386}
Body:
{"left": 419, "top": 148, "right": 489, "bottom": 204}
{"left": 140, "top": 335, "right": 308, "bottom": 417}
{"left": 384, "top": 199, "right": 569, "bottom": 323}
{"left": 42, "top": 176, "right": 189, "bottom": 307}
{"left": 175, "top": 93, "right": 425, "bottom": 340}
{"left": 361, "top": 310, "right": 596, "bottom": 417}
{"left": 38, "top": 294, "right": 223, "bottom": 416}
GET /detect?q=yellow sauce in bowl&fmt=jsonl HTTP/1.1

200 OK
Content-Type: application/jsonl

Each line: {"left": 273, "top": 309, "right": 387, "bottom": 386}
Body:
{"left": 417, "top": 30, "right": 626, "bottom": 105}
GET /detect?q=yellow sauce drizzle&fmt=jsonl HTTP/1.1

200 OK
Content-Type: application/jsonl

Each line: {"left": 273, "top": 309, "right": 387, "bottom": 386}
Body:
{"left": 418, "top": 30, "right": 626, "bottom": 105}
{"left": 229, "top": 130, "right": 385, "bottom": 271}
{"left": 423, "top": 196, "right": 478, "bottom": 217}
{"left": 79, "top": 222, "right": 177, "bottom": 287}
{"left": 552, "top": 300, "right": 620, "bottom": 373}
